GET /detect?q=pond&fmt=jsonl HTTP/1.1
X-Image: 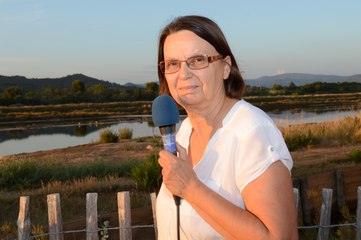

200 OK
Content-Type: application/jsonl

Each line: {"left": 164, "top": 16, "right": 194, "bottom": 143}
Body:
{"left": 0, "top": 109, "right": 359, "bottom": 156}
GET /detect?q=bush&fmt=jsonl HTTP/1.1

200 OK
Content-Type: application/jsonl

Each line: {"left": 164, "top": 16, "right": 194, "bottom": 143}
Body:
{"left": 118, "top": 127, "right": 133, "bottom": 140}
{"left": 130, "top": 154, "right": 162, "bottom": 193}
{"left": 347, "top": 148, "right": 361, "bottom": 163}
{"left": 99, "top": 128, "right": 118, "bottom": 143}
{"left": 285, "top": 131, "right": 320, "bottom": 151}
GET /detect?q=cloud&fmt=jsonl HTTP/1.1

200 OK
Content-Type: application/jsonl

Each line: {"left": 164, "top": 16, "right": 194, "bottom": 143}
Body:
{"left": 276, "top": 69, "right": 286, "bottom": 75}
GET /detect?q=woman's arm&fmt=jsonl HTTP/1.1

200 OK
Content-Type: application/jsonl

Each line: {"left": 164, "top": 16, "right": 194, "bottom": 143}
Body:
{"left": 158, "top": 146, "right": 298, "bottom": 240}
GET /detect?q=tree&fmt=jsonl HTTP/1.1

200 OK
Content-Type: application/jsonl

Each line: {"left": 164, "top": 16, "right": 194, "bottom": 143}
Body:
{"left": 2, "top": 86, "right": 23, "bottom": 101}
{"left": 145, "top": 82, "right": 159, "bottom": 100}
{"left": 72, "top": 80, "right": 85, "bottom": 94}
{"left": 87, "top": 84, "right": 107, "bottom": 95}
{"left": 269, "top": 84, "right": 285, "bottom": 95}
{"left": 288, "top": 81, "right": 297, "bottom": 90}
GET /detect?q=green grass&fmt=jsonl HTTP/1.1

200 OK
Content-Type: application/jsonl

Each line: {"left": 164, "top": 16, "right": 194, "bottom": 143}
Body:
{"left": 0, "top": 158, "right": 140, "bottom": 191}
{"left": 130, "top": 153, "right": 162, "bottom": 193}
{"left": 347, "top": 148, "right": 361, "bottom": 163}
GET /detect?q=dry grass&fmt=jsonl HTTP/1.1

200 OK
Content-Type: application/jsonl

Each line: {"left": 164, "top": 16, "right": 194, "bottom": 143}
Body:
{"left": 279, "top": 111, "right": 361, "bottom": 150}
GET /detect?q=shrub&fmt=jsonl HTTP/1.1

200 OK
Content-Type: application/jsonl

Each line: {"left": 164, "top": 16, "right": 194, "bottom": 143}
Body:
{"left": 130, "top": 154, "right": 162, "bottom": 193}
{"left": 118, "top": 127, "right": 133, "bottom": 140}
{"left": 284, "top": 130, "right": 320, "bottom": 151}
{"left": 99, "top": 128, "right": 118, "bottom": 143}
{"left": 347, "top": 148, "right": 361, "bottom": 163}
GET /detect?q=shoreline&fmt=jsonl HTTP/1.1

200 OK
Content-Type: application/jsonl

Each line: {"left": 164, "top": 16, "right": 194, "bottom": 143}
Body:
{"left": 1, "top": 136, "right": 360, "bottom": 178}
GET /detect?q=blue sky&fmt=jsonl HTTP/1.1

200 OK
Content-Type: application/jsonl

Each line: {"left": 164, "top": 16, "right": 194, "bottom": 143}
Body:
{"left": 0, "top": 0, "right": 360, "bottom": 85}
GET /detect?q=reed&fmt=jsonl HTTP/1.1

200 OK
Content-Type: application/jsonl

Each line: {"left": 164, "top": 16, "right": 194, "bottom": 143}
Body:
{"left": 280, "top": 112, "right": 361, "bottom": 151}
{"left": 118, "top": 127, "right": 133, "bottom": 140}
{"left": 99, "top": 128, "right": 118, "bottom": 143}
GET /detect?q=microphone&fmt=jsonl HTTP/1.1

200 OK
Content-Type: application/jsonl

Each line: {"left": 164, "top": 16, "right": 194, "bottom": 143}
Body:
{"left": 152, "top": 94, "right": 179, "bottom": 155}
{"left": 152, "top": 94, "right": 181, "bottom": 205}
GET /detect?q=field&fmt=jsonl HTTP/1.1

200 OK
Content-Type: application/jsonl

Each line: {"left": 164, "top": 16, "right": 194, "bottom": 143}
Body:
{"left": 0, "top": 93, "right": 361, "bottom": 239}
{"left": 0, "top": 92, "right": 360, "bottom": 126}
{"left": 0, "top": 136, "right": 360, "bottom": 239}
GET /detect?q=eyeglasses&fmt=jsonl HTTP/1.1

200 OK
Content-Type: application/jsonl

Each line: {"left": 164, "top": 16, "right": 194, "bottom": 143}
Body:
{"left": 159, "top": 54, "right": 223, "bottom": 74}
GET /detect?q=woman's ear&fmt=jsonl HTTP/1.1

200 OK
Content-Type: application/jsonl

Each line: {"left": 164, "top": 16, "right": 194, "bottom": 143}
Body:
{"left": 223, "top": 56, "right": 232, "bottom": 80}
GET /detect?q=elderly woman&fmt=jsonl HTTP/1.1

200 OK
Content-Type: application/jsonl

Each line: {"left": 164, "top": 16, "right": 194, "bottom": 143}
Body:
{"left": 156, "top": 15, "right": 298, "bottom": 240}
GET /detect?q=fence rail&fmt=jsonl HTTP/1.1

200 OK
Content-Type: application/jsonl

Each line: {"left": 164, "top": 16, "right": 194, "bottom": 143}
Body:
{"left": 16, "top": 187, "right": 361, "bottom": 240}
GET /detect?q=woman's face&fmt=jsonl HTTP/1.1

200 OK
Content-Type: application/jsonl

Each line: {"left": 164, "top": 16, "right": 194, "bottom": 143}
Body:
{"left": 163, "top": 30, "right": 230, "bottom": 109}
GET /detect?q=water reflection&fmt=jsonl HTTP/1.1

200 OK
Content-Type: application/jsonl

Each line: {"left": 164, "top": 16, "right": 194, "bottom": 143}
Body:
{"left": 269, "top": 109, "right": 360, "bottom": 127}
{"left": 0, "top": 110, "right": 359, "bottom": 156}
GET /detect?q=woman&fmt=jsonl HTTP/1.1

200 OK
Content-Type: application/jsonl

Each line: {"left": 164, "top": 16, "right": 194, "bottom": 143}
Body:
{"left": 156, "top": 15, "right": 298, "bottom": 240}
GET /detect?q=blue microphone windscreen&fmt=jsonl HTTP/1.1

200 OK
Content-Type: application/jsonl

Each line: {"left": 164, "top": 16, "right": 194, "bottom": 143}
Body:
{"left": 152, "top": 95, "right": 179, "bottom": 127}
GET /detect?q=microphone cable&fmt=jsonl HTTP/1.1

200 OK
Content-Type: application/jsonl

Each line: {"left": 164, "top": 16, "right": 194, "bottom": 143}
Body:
{"left": 174, "top": 196, "right": 181, "bottom": 240}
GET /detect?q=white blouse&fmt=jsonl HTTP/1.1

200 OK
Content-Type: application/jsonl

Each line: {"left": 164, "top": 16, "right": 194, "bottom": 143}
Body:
{"left": 156, "top": 99, "right": 293, "bottom": 240}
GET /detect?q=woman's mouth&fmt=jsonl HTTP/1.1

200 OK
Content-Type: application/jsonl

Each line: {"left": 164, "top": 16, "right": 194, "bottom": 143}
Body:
{"left": 179, "top": 85, "right": 198, "bottom": 91}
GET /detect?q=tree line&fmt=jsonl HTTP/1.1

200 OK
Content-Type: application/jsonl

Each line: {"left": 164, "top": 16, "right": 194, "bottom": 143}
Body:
{"left": 1, "top": 80, "right": 361, "bottom": 105}
{"left": 0, "top": 80, "right": 159, "bottom": 105}
{"left": 246, "top": 81, "right": 361, "bottom": 96}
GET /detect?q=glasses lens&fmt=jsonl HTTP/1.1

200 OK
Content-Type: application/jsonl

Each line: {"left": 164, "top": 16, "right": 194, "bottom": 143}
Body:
{"left": 187, "top": 55, "right": 208, "bottom": 69}
{"left": 160, "top": 55, "right": 221, "bottom": 74}
{"left": 162, "top": 60, "right": 180, "bottom": 74}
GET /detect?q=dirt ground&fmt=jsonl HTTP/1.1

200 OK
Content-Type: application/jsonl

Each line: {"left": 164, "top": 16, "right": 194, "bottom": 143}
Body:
{"left": 291, "top": 143, "right": 361, "bottom": 166}
{"left": 0, "top": 138, "right": 155, "bottom": 164}
{"left": 2, "top": 138, "right": 360, "bottom": 166}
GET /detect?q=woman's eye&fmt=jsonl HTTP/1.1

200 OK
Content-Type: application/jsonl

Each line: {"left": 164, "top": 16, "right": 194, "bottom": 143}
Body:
{"left": 189, "top": 56, "right": 205, "bottom": 65}
{"left": 166, "top": 61, "right": 179, "bottom": 67}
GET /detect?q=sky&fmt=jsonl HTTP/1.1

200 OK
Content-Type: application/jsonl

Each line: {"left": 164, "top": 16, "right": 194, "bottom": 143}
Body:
{"left": 0, "top": 0, "right": 360, "bottom": 85}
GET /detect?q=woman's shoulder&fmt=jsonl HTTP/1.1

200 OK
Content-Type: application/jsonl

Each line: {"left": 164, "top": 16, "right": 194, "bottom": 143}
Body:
{"left": 226, "top": 99, "right": 275, "bottom": 129}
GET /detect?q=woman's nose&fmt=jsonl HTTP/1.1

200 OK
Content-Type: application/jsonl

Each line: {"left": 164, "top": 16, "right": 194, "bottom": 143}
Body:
{"left": 178, "top": 62, "right": 192, "bottom": 79}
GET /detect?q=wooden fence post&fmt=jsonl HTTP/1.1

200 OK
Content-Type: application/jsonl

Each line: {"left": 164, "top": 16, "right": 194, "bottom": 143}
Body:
{"left": 293, "top": 188, "right": 299, "bottom": 215}
{"left": 150, "top": 192, "right": 158, "bottom": 239}
{"left": 335, "top": 169, "right": 345, "bottom": 208}
{"left": 17, "top": 196, "right": 30, "bottom": 240}
{"left": 47, "top": 193, "right": 64, "bottom": 240}
{"left": 86, "top": 193, "right": 99, "bottom": 240}
{"left": 317, "top": 188, "right": 333, "bottom": 240}
{"left": 356, "top": 186, "right": 361, "bottom": 240}
{"left": 118, "top": 191, "right": 132, "bottom": 240}
{"left": 299, "top": 176, "right": 311, "bottom": 224}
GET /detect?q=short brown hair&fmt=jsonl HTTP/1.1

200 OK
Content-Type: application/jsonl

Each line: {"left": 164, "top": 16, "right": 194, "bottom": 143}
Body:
{"left": 157, "top": 15, "right": 245, "bottom": 99}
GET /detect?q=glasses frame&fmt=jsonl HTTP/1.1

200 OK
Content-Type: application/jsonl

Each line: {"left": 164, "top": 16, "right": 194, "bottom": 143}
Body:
{"left": 159, "top": 54, "right": 224, "bottom": 74}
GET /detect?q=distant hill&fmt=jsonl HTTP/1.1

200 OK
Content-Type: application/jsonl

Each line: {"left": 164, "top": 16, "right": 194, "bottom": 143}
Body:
{"left": 1, "top": 73, "right": 361, "bottom": 93}
{"left": 245, "top": 73, "right": 361, "bottom": 88}
{"left": 123, "top": 82, "right": 146, "bottom": 88}
{"left": 0, "top": 74, "right": 136, "bottom": 92}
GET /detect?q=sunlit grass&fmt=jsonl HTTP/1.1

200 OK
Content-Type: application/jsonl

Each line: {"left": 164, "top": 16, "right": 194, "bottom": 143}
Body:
{"left": 279, "top": 112, "right": 361, "bottom": 151}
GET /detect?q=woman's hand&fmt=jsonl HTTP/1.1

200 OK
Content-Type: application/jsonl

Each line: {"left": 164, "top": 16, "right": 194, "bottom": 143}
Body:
{"left": 158, "top": 143, "right": 200, "bottom": 199}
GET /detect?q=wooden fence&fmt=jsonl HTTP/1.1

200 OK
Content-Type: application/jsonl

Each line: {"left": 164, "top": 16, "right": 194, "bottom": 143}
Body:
{"left": 16, "top": 187, "right": 361, "bottom": 240}
{"left": 292, "top": 166, "right": 361, "bottom": 225}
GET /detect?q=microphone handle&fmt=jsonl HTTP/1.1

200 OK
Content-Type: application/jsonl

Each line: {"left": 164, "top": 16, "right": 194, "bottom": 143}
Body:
{"left": 159, "top": 125, "right": 181, "bottom": 206}
{"left": 170, "top": 147, "right": 181, "bottom": 206}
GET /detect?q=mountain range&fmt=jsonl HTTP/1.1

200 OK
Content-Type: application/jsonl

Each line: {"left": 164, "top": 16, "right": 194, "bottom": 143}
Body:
{"left": 0, "top": 73, "right": 361, "bottom": 92}
{"left": 245, "top": 73, "right": 361, "bottom": 88}
{"left": 0, "top": 74, "right": 130, "bottom": 92}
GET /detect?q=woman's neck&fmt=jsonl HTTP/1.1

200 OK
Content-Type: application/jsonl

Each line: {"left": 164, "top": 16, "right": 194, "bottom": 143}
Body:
{"left": 186, "top": 97, "right": 237, "bottom": 137}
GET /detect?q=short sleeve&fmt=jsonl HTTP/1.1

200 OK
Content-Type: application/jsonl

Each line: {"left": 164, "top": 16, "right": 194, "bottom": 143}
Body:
{"left": 235, "top": 124, "right": 292, "bottom": 192}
